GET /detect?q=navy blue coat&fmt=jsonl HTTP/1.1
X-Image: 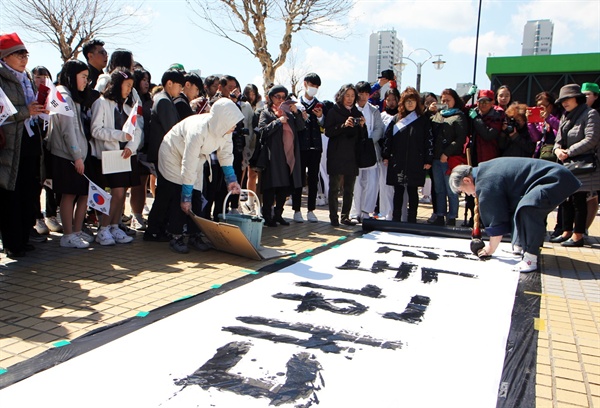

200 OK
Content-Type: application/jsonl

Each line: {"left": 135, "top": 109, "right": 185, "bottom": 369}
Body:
{"left": 475, "top": 157, "right": 581, "bottom": 237}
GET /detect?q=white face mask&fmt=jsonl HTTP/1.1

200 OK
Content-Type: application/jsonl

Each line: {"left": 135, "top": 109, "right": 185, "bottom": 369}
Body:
{"left": 306, "top": 86, "right": 318, "bottom": 98}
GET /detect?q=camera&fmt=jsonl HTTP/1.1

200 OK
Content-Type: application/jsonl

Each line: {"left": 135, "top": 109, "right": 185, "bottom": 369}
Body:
{"left": 353, "top": 117, "right": 361, "bottom": 126}
{"left": 505, "top": 118, "right": 516, "bottom": 134}
{"left": 436, "top": 103, "right": 448, "bottom": 111}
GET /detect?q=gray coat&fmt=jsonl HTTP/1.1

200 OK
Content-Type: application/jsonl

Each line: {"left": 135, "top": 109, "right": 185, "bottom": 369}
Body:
{"left": 258, "top": 107, "right": 304, "bottom": 190}
{"left": 554, "top": 105, "right": 600, "bottom": 192}
{"left": 0, "top": 66, "right": 33, "bottom": 190}
{"left": 47, "top": 86, "right": 88, "bottom": 162}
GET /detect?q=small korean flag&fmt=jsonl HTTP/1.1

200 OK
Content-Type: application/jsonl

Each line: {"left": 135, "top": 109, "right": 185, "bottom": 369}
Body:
{"left": 45, "top": 78, "right": 74, "bottom": 117}
{"left": 122, "top": 101, "right": 138, "bottom": 137}
{"left": 0, "top": 86, "right": 18, "bottom": 126}
{"left": 87, "top": 180, "right": 111, "bottom": 215}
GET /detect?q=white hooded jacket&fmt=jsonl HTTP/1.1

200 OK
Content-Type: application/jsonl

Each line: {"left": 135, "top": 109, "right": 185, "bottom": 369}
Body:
{"left": 158, "top": 98, "right": 244, "bottom": 191}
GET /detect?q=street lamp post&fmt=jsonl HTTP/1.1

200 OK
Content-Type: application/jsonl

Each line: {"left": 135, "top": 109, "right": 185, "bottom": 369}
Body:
{"left": 395, "top": 49, "right": 446, "bottom": 93}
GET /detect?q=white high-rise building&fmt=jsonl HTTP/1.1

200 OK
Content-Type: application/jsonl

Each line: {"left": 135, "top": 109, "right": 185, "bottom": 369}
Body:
{"left": 368, "top": 30, "right": 403, "bottom": 85}
{"left": 522, "top": 20, "right": 553, "bottom": 56}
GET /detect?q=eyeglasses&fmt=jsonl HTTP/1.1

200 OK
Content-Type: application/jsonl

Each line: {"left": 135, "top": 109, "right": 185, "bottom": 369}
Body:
{"left": 95, "top": 49, "right": 108, "bottom": 56}
{"left": 271, "top": 94, "right": 285, "bottom": 100}
{"left": 11, "top": 52, "right": 29, "bottom": 60}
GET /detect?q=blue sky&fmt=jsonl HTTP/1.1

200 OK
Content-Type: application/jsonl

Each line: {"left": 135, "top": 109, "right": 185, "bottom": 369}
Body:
{"left": 1, "top": 0, "right": 598, "bottom": 102}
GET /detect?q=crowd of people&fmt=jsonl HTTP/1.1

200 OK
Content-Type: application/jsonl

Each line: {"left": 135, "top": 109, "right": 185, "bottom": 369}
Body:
{"left": 0, "top": 32, "right": 598, "bottom": 264}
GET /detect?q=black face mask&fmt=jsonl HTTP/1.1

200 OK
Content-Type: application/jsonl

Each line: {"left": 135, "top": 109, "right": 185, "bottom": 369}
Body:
{"left": 385, "top": 107, "right": 398, "bottom": 115}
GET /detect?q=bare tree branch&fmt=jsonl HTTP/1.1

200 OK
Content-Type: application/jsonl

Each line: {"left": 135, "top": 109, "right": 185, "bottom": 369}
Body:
{"left": 4, "top": 0, "right": 150, "bottom": 62}
{"left": 187, "top": 0, "right": 349, "bottom": 92}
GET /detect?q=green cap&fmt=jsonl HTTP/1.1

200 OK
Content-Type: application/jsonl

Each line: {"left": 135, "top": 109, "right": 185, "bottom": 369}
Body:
{"left": 581, "top": 82, "right": 599, "bottom": 94}
{"left": 169, "top": 63, "right": 185, "bottom": 71}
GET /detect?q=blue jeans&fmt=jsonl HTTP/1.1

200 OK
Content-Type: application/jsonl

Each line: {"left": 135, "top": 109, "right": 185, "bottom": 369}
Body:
{"left": 432, "top": 160, "right": 458, "bottom": 220}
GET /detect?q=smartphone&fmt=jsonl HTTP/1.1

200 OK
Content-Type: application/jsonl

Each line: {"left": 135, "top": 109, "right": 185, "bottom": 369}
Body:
{"left": 527, "top": 106, "right": 543, "bottom": 123}
{"left": 37, "top": 83, "right": 50, "bottom": 106}
{"left": 314, "top": 102, "right": 323, "bottom": 110}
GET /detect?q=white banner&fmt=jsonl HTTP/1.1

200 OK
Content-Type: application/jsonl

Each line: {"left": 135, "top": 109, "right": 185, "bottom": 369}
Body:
{"left": 0, "top": 232, "right": 521, "bottom": 408}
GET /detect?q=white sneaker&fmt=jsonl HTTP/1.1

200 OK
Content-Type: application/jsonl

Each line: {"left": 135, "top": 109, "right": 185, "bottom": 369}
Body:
{"left": 307, "top": 211, "right": 318, "bottom": 223}
{"left": 95, "top": 228, "right": 115, "bottom": 246}
{"left": 143, "top": 204, "right": 150, "bottom": 216}
{"left": 513, "top": 252, "right": 538, "bottom": 273}
{"left": 293, "top": 211, "right": 304, "bottom": 223}
{"left": 60, "top": 233, "right": 90, "bottom": 249}
{"left": 77, "top": 230, "right": 94, "bottom": 243}
{"left": 35, "top": 218, "right": 50, "bottom": 235}
{"left": 130, "top": 216, "right": 147, "bottom": 231}
{"left": 45, "top": 216, "right": 63, "bottom": 232}
{"left": 110, "top": 226, "right": 134, "bottom": 244}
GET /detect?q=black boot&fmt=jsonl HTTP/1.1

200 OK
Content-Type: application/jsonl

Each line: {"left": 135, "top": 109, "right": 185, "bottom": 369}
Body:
{"left": 273, "top": 209, "right": 290, "bottom": 226}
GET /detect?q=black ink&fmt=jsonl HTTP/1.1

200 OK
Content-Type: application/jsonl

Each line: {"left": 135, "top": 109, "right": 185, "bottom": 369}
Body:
{"left": 273, "top": 291, "right": 368, "bottom": 315}
{"left": 422, "top": 266, "right": 477, "bottom": 279}
{"left": 421, "top": 268, "right": 439, "bottom": 283}
{"left": 336, "top": 259, "right": 361, "bottom": 269}
{"left": 395, "top": 262, "right": 418, "bottom": 280}
{"left": 383, "top": 295, "right": 431, "bottom": 324}
{"left": 295, "top": 281, "right": 384, "bottom": 298}
{"left": 174, "top": 341, "right": 323, "bottom": 406}
{"left": 224, "top": 316, "right": 403, "bottom": 352}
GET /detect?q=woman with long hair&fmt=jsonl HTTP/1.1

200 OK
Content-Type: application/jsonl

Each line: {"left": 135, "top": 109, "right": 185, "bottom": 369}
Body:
{"left": 382, "top": 87, "right": 433, "bottom": 222}
{"left": 90, "top": 67, "right": 141, "bottom": 245}
{"left": 324, "top": 83, "right": 367, "bottom": 226}
{"left": 495, "top": 85, "right": 512, "bottom": 112}
{"left": 48, "top": 60, "right": 92, "bottom": 248}
{"left": 429, "top": 88, "right": 468, "bottom": 226}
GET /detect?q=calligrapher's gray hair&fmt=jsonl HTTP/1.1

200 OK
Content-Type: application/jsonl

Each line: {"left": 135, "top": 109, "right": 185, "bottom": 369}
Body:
{"left": 449, "top": 165, "right": 473, "bottom": 194}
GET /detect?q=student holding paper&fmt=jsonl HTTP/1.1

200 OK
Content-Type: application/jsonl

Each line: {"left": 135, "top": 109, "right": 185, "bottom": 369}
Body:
{"left": 91, "top": 68, "right": 141, "bottom": 245}
{"left": 48, "top": 60, "right": 93, "bottom": 249}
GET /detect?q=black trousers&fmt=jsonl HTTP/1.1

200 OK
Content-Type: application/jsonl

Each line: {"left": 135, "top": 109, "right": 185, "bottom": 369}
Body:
{"left": 0, "top": 155, "right": 39, "bottom": 252}
{"left": 146, "top": 170, "right": 172, "bottom": 235}
{"left": 292, "top": 149, "right": 322, "bottom": 212}
{"left": 328, "top": 174, "right": 356, "bottom": 221}
{"left": 562, "top": 192, "right": 588, "bottom": 234}
{"left": 393, "top": 185, "right": 419, "bottom": 222}
{"left": 262, "top": 187, "right": 288, "bottom": 220}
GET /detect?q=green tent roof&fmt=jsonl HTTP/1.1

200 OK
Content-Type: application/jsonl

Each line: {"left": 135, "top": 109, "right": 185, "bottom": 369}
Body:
{"left": 486, "top": 53, "right": 600, "bottom": 78}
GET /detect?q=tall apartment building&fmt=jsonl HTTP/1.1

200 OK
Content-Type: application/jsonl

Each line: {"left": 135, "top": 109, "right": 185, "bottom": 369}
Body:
{"left": 368, "top": 30, "right": 403, "bottom": 85}
{"left": 522, "top": 20, "right": 553, "bottom": 56}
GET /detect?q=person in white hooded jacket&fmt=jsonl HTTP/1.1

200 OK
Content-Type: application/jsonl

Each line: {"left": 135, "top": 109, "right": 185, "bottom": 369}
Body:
{"left": 147, "top": 97, "right": 244, "bottom": 253}
{"left": 90, "top": 67, "right": 141, "bottom": 246}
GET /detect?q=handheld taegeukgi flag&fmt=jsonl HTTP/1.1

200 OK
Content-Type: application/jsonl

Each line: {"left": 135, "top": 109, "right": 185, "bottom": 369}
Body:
{"left": 45, "top": 78, "right": 74, "bottom": 117}
{"left": 122, "top": 101, "right": 138, "bottom": 137}
{"left": 87, "top": 180, "right": 111, "bottom": 215}
{"left": 0, "top": 86, "right": 18, "bottom": 126}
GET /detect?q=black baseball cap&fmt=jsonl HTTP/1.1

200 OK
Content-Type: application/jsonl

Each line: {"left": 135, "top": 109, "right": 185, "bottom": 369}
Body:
{"left": 378, "top": 69, "right": 395, "bottom": 80}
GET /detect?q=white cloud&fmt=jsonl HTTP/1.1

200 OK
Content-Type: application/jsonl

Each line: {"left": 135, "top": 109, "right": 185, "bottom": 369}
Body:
{"left": 510, "top": 0, "right": 600, "bottom": 46}
{"left": 448, "top": 31, "right": 513, "bottom": 57}
{"left": 122, "top": 5, "right": 160, "bottom": 25}
{"left": 350, "top": 0, "right": 477, "bottom": 33}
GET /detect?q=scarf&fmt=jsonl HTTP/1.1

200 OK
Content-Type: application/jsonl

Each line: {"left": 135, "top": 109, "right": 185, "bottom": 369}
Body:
{"left": 559, "top": 103, "right": 588, "bottom": 149}
{"left": 1, "top": 60, "right": 36, "bottom": 136}
{"left": 440, "top": 108, "right": 461, "bottom": 117}
{"left": 274, "top": 106, "right": 295, "bottom": 174}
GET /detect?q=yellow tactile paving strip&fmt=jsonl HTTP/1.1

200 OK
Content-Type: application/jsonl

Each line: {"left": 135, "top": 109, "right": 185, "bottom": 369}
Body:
{"left": 1, "top": 197, "right": 599, "bottom": 408}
